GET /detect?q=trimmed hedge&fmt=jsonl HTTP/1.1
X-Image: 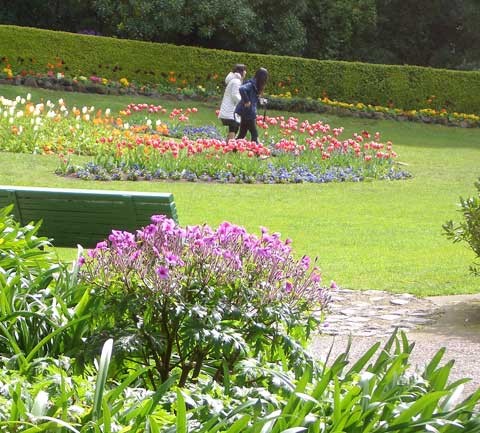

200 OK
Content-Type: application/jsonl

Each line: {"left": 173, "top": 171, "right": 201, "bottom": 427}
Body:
{"left": 1, "top": 25, "right": 480, "bottom": 113}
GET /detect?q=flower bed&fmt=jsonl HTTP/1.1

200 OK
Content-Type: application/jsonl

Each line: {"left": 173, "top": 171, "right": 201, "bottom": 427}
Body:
{"left": 0, "top": 95, "right": 411, "bottom": 183}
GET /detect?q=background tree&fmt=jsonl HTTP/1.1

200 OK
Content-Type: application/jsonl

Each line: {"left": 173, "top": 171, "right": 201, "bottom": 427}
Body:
{"left": 302, "top": 0, "right": 376, "bottom": 60}
{"left": 0, "top": 0, "right": 96, "bottom": 32}
{"left": 1, "top": 0, "right": 479, "bottom": 69}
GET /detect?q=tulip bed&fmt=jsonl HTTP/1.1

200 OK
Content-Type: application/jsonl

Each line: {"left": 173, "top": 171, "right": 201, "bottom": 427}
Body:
{"left": 0, "top": 95, "right": 411, "bottom": 183}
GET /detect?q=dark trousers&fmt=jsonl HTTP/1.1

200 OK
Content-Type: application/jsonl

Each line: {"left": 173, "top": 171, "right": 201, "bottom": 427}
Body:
{"left": 237, "top": 118, "right": 258, "bottom": 143}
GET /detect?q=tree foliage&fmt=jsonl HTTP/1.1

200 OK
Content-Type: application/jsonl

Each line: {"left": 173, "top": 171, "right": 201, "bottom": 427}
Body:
{"left": 1, "top": 0, "right": 479, "bottom": 69}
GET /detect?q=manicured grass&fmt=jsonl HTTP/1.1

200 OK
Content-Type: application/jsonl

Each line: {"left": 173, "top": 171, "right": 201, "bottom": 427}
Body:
{"left": 1, "top": 84, "right": 479, "bottom": 296}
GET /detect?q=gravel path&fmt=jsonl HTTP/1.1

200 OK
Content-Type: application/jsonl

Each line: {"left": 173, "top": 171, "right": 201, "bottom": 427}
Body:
{"left": 310, "top": 290, "right": 480, "bottom": 396}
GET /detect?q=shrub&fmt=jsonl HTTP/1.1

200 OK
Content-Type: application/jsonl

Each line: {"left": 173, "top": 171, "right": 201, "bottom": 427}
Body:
{"left": 79, "top": 217, "right": 330, "bottom": 387}
{"left": 444, "top": 177, "right": 480, "bottom": 275}
{"left": 1, "top": 25, "right": 480, "bottom": 113}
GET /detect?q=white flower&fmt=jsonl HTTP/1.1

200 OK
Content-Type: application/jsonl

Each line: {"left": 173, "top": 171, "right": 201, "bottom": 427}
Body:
{"left": 84, "top": 114, "right": 90, "bottom": 121}
{"left": 123, "top": 122, "right": 130, "bottom": 130}
{"left": 26, "top": 93, "right": 31, "bottom": 101}
{"left": 16, "top": 111, "right": 24, "bottom": 118}
{"left": 105, "top": 108, "right": 111, "bottom": 116}
{"left": 8, "top": 117, "right": 14, "bottom": 124}
{"left": 82, "top": 106, "right": 87, "bottom": 114}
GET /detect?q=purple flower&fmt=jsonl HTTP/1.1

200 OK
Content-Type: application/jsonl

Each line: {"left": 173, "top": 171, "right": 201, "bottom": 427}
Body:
{"left": 138, "top": 224, "right": 158, "bottom": 239}
{"left": 77, "top": 256, "right": 85, "bottom": 267}
{"left": 130, "top": 250, "right": 140, "bottom": 261}
{"left": 95, "top": 241, "right": 108, "bottom": 250}
{"left": 285, "top": 281, "right": 293, "bottom": 293}
{"left": 108, "top": 230, "right": 136, "bottom": 249}
{"left": 165, "top": 252, "right": 183, "bottom": 266}
{"left": 330, "top": 280, "right": 338, "bottom": 289}
{"left": 151, "top": 215, "right": 166, "bottom": 224}
{"left": 300, "top": 255, "right": 311, "bottom": 270}
{"left": 156, "top": 266, "right": 169, "bottom": 280}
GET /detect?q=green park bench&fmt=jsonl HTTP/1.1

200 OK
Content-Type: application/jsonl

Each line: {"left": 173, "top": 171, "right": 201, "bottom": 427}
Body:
{"left": 0, "top": 185, "right": 178, "bottom": 248}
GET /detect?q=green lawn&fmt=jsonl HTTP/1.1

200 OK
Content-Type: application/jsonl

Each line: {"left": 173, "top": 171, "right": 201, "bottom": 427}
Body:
{"left": 1, "top": 84, "right": 479, "bottom": 296}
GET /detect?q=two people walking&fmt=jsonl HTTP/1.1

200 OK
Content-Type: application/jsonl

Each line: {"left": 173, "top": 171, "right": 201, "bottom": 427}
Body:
{"left": 218, "top": 64, "right": 268, "bottom": 143}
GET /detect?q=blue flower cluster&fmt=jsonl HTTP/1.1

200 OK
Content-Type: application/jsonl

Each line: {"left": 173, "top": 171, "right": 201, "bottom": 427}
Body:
{"left": 170, "top": 125, "right": 223, "bottom": 140}
{"left": 69, "top": 162, "right": 412, "bottom": 183}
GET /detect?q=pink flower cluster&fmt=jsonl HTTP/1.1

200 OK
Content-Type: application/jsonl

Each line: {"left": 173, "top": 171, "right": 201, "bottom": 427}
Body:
{"left": 112, "top": 136, "right": 271, "bottom": 158}
{"left": 121, "top": 103, "right": 198, "bottom": 121}
{"left": 81, "top": 217, "right": 330, "bottom": 310}
{"left": 258, "top": 115, "right": 398, "bottom": 161}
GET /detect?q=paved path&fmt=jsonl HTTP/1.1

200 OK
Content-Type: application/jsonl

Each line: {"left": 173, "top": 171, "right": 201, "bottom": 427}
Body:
{"left": 310, "top": 289, "right": 480, "bottom": 396}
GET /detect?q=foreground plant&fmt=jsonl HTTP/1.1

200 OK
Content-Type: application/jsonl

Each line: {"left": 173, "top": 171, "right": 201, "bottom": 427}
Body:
{"left": 0, "top": 205, "right": 92, "bottom": 370}
{"left": 2, "top": 332, "right": 480, "bottom": 432}
{"left": 79, "top": 217, "right": 330, "bottom": 387}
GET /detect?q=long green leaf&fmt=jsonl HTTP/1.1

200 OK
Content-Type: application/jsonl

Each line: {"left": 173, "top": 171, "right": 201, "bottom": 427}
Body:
{"left": 225, "top": 415, "right": 251, "bottom": 433}
{"left": 102, "top": 399, "right": 112, "bottom": 433}
{"left": 176, "top": 390, "right": 188, "bottom": 433}
{"left": 345, "top": 342, "right": 381, "bottom": 379}
{"left": 0, "top": 321, "right": 27, "bottom": 369}
{"left": 24, "top": 315, "right": 90, "bottom": 365}
{"left": 93, "top": 338, "right": 113, "bottom": 421}
{"left": 423, "top": 347, "right": 446, "bottom": 379}
{"left": 391, "top": 391, "right": 448, "bottom": 426}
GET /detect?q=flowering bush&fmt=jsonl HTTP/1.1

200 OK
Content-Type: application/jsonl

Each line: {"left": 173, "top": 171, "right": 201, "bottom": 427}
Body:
{"left": 79, "top": 217, "right": 330, "bottom": 386}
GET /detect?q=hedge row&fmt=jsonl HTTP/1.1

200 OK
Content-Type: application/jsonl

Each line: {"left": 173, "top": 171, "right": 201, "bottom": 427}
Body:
{"left": 1, "top": 25, "right": 480, "bottom": 113}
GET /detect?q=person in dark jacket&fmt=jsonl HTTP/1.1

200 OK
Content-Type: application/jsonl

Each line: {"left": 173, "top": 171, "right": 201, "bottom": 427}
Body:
{"left": 235, "top": 67, "right": 268, "bottom": 143}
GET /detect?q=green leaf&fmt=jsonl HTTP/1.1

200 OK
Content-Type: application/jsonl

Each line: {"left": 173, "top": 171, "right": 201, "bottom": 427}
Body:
{"left": 31, "top": 390, "right": 49, "bottom": 417}
{"left": 391, "top": 391, "right": 449, "bottom": 426}
{"left": 345, "top": 341, "right": 381, "bottom": 378}
{"left": 423, "top": 347, "right": 446, "bottom": 379}
{"left": 93, "top": 338, "right": 113, "bottom": 421}
{"left": 102, "top": 399, "right": 112, "bottom": 433}
{"left": 225, "top": 415, "right": 251, "bottom": 433}
{"left": 176, "top": 389, "right": 188, "bottom": 433}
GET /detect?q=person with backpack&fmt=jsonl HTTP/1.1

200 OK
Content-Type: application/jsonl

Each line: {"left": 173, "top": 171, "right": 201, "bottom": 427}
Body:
{"left": 235, "top": 67, "right": 269, "bottom": 143}
{"left": 218, "top": 64, "right": 247, "bottom": 141}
